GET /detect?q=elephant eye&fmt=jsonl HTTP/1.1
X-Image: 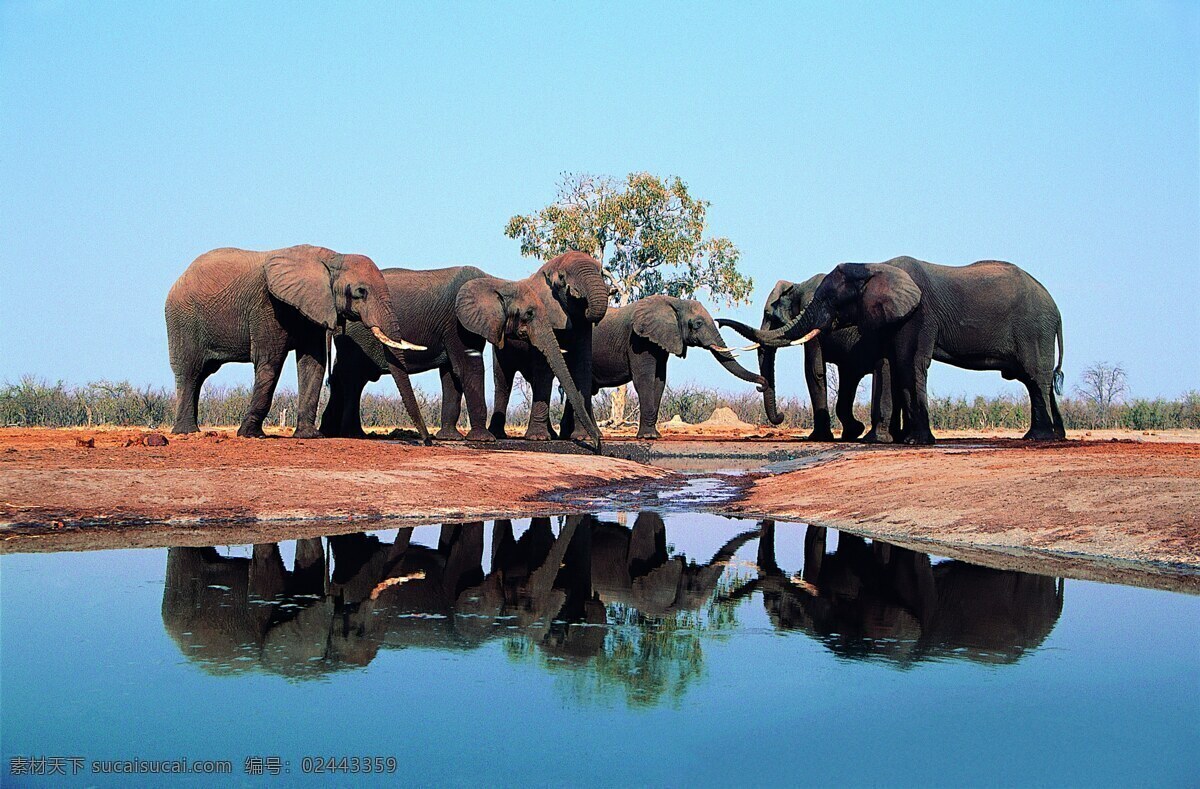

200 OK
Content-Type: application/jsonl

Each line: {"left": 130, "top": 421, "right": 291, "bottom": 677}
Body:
{"left": 352, "top": 286, "right": 367, "bottom": 299}
{"left": 524, "top": 308, "right": 535, "bottom": 321}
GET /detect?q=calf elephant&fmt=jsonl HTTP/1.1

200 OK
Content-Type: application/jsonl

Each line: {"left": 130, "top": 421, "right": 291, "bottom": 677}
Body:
{"left": 165, "top": 245, "right": 428, "bottom": 440}
{"left": 456, "top": 273, "right": 604, "bottom": 450}
{"left": 487, "top": 252, "right": 609, "bottom": 442}
{"left": 570, "top": 295, "right": 764, "bottom": 440}
{"left": 719, "top": 276, "right": 899, "bottom": 442}
{"left": 319, "top": 265, "right": 496, "bottom": 441}
{"left": 757, "top": 257, "right": 1066, "bottom": 443}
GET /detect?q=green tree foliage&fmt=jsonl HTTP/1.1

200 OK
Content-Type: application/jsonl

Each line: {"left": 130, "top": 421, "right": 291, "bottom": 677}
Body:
{"left": 505, "top": 172, "right": 753, "bottom": 308}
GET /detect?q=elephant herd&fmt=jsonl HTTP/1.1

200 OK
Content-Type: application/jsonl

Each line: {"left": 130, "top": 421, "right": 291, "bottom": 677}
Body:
{"left": 161, "top": 517, "right": 1064, "bottom": 681}
{"left": 166, "top": 245, "right": 1066, "bottom": 445}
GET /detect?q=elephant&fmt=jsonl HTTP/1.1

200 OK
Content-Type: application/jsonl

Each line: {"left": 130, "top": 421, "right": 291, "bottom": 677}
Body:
{"left": 165, "top": 245, "right": 428, "bottom": 440}
{"left": 755, "top": 257, "right": 1066, "bottom": 443}
{"left": 718, "top": 276, "right": 900, "bottom": 442}
{"left": 573, "top": 295, "right": 765, "bottom": 440}
{"left": 724, "top": 522, "right": 1064, "bottom": 666}
{"left": 318, "top": 265, "right": 496, "bottom": 441}
{"left": 486, "top": 251, "right": 609, "bottom": 443}
{"left": 457, "top": 266, "right": 606, "bottom": 450}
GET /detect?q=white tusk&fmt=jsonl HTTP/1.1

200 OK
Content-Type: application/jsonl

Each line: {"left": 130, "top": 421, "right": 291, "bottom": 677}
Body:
{"left": 739, "top": 343, "right": 761, "bottom": 351}
{"left": 710, "top": 345, "right": 736, "bottom": 353}
{"left": 371, "top": 326, "right": 427, "bottom": 352}
{"left": 790, "top": 328, "right": 821, "bottom": 346}
{"left": 465, "top": 349, "right": 483, "bottom": 357}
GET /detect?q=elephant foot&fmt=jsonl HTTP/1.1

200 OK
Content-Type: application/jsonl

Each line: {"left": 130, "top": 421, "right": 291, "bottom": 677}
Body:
{"left": 292, "top": 424, "right": 324, "bottom": 439}
{"left": 1022, "top": 427, "right": 1060, "bottom": 441}
{"left": 435, "top": 426, "right": 465, "bottom": 441}
{"left": 840, "top": 421, "right": 865, "bottom": 441}
{"left": 636, "top": 428, "right": 661, "bottom": 440}
{"left": 805, "top": 428, "right": 836, "bottom": 442}
{"left": 464, "top": 428, "right": 497, "bottom": 442}
{"left": 523, "top": 426, "right": 553, "bottom": 441}
{"left": 862, "top": 429, "right": 894, "bottom": 444}
{"left": 171, "top": 422, "right": 199, "bottom": 435}
{"left": 903, "top": 430, "right": 936, "bottom": 445}
{"left": 237, "top": 423, "right": 267, "bottom": 439}
{"left": 568, "top": 428, "right": 592, "bottom": 442}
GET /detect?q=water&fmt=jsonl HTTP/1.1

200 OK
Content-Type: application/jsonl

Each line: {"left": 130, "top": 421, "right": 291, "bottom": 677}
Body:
{"left": 2, "top": 513, "right": 1198, "bottom": 787}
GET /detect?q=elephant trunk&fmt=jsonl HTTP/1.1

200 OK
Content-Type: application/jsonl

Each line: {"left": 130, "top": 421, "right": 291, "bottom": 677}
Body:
{"left": 700, "top": 322, "right": 765, "bottom": 385}
{"left": 758, "top": 346, "right": 785, "bottom": 425}
{"left": 530, "top": 324, "right": 603, "bottom": 453}
{"left": 565, "top": 253, "right": 610, "bottom": 323}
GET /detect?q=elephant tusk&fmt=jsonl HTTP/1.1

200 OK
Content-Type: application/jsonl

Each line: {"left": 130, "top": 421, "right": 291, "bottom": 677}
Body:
{"left": 710, "top": 345, "right": 736, "bottom": 353}
{"left": 739, "top": 342, "right": 761, "bottom": 351}
{"left": 790, "top": 328, "right": 821, "bottom": 346}
{"left": 371, "top": 326, "right": 427, "bottom": 352}
{"left": 465, "top": 349, "right": 483, "bottom": 357}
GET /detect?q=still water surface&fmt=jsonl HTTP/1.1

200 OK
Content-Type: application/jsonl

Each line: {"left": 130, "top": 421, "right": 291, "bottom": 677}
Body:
{"left": 2, "top": 513, "right": 1198, "bottom": 786}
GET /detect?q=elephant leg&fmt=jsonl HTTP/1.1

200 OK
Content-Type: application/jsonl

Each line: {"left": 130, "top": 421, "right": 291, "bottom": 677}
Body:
{"left": 1022, "top": 372, "right": 1060, "bottom": 441}
{"left": 836, "top": 370, "right": 865, "bottom": 441}
{"left": 319, "top": 362, "right": 345, "bottom": 437}
{"left": 632, "top": 352, "right": 663, "bottom": 439}
{"left": 559, "top": 402, "right": 576, "bottom": 443}
{"left": 863, "top": 358, "right": 895, "bottom": 444}
{"left": 453, "top": 342, "right": 494, "bottom": 441}
{"left": 523, "top": 366, "right": 555, "bottom": 441}
{"left": 757, "top": 520, "right": 779, "bottom": 575}
{"left": 436, "top": 366, "right": 465, "bottom": 440}
{"left": 237, "top": 347, "right": 287, "bottom": 438}
{"left": 172, "top": 356, "right": 219, "bottom": 434}
{"left": 488, "top": 349, "right": 514, "bottom": 439}
{"left": 1049, "top": 386, "right": 1066, "bottom": 440}
{"left": 894, "top": 330, "right": 936, "bottom": 445}
{"left": 805, "top": 342, "right": 834, "bottom": 441}
{"left": 292, "top": 341, "right": 326, "bottom": 439}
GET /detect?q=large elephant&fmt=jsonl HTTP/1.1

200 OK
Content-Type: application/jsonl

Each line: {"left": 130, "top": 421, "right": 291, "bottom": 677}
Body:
{"left": 319, "top": 265, "right": 495, "bottom": 441}
{"left": 486, "top": 252, "right": 609, "bottom": 442}
{"left": 756, "top": 257, "right": 1066, "bottom": 443}
{"left": 576, "top": 295, "right": 764, "bottom": 440}
{"left": 718, "top": 276, "right": 899, "bottom": 442}
{"left": 165, "top": 245, "right": 428, "bottom": 440}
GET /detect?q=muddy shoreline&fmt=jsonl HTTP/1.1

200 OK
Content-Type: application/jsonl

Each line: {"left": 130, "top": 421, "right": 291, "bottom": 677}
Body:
{"left": 1, "top": 427, "right": 1197, "bottom": 595}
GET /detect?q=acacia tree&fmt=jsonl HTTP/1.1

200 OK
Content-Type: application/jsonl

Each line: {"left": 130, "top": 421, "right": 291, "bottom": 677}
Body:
{"left": 505, "top": 172, "right": 753, "bottom": 423}
{"left": 1075, "top": 361, "right": 1128, "bottom": 427}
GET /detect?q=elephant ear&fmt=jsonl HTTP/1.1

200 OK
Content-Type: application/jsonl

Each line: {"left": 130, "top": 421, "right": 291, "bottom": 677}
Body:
{"left": 632, "top": 298, "right": 684, "bottom": 356}
{"left": 455, "top": 278, "right": 507, "bottom": 347}
{"left": 265, "top": 251, "right": 338, "bottom": 330}
{"left": 861, "top": 263, "right": 922, "bottom": 328}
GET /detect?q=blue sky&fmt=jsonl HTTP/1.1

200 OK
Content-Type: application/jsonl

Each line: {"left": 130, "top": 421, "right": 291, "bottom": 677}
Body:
{"left": 2, "top": 2, "right": 1196, "bottom": 402}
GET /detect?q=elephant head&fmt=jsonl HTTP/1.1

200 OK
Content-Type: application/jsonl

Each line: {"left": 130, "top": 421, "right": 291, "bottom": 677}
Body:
{"left": 265, "top": 246, "right": 430, "bottom": 441}
{"left": 456, "top": 276, "right": 604, "bottom": 449}
{"left": 717, "top": 276, "right": 823, "bottom": 425}
{"left": 632, "top": 296, "right": 764, "bottom": 387}
{"left": 538, "top": 251, "right": 610, "bottom": 326}
{"left": 756, "top": 262, "right": 921, "bottom": 348}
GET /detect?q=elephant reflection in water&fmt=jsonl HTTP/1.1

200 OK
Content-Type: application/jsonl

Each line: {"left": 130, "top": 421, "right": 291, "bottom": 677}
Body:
{"left": 727, "top": 521, "right": 1064, "bottom": 666}
{"left": 161, "top": 515, "right": 754, "bottom": 690}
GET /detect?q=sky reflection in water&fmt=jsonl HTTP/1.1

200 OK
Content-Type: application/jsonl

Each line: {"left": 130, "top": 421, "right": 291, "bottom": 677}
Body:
{"left": 2, "top": 512, "right": 1197, "bottom": 786}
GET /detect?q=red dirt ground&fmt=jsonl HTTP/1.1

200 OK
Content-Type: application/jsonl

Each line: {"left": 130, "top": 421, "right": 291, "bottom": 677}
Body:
{"left": 0, "top": 428, "right": 668, "bottom": 550}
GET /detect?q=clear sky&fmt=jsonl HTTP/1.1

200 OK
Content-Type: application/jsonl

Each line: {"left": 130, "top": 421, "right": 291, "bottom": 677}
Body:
{"left": 2, "top": 2, "right": 1196, "bottom": 403}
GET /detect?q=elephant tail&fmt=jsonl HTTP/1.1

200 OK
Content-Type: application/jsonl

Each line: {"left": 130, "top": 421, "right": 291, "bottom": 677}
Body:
{"left": 1053, "top": 320, "right": 1065, "bottom": 396}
